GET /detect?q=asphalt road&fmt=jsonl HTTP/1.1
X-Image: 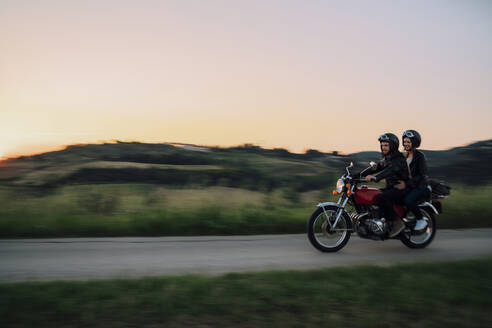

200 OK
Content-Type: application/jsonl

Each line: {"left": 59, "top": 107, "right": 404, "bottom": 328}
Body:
{"left": 1, "top": 229, "right": 492, "bottom": 282}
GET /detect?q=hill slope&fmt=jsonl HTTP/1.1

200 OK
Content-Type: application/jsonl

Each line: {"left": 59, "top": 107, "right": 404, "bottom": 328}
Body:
{"left": 1, "top": 140, "right": 491, "bottom": 189}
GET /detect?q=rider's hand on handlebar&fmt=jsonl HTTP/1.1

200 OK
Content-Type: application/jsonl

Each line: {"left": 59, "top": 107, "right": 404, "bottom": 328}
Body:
{"left": 365, "top": 175, "right": 376, "bottom": 182}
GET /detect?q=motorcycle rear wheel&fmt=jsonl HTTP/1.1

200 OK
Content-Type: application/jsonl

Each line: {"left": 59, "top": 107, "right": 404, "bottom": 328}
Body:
{"left": 400, "top": 209, "right": 436, "bottom": 249}
{"left": 307, "top": 205, "right": 352, "bottom": 252}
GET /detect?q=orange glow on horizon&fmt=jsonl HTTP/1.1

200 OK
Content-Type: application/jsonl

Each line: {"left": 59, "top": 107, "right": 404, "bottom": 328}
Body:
{"left": 1, "top": 1, "right": 491, "bottom": 159}
{"left": 1, "top": 135, "right": 488, "bottom": 162}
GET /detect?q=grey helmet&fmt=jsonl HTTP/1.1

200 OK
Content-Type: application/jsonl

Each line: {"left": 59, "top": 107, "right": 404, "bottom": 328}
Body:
{"left": 378, "top": 133, "right": 399, "bottom": 152}
{"left": 402, "top": 130, "right": 421, "bottom": 148}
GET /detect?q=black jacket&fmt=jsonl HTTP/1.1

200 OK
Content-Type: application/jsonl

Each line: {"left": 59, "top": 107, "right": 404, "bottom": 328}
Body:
{"left": 406, "top": 149, "right": 428, "bottom": 189}
{"left": 360, "top": 151, "right": 409, "bottom": 188}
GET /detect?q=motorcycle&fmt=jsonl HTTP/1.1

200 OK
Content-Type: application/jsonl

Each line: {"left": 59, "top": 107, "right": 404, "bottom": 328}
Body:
{"left": 307, "top": 162, "right": 448, "bottom": 252}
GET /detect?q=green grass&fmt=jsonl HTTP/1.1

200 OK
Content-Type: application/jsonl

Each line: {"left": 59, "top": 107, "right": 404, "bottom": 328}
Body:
{"left": 0, "top": 185, "right": 310, "bottom": 237}
{"left": 0, "top": 183, "right": 491, "bottom": 238}
{"left": 1, "top": 258, "right": 491, "bottom": 327}
{"left": 437, "top": 184, "right": 492, "bottom": 228}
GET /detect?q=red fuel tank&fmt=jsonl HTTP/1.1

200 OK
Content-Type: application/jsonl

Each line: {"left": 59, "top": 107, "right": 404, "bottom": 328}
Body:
{"left": 354, "top": 187, "right": 380, "bottom": 204}
{"left": 355, "top": 187, "right": 406, "bottom": 217}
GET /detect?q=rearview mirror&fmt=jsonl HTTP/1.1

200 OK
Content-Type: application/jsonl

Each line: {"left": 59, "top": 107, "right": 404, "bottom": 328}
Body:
{"left": 369, "top": 161, "right": 377, "bottom": 168}
{"left": 349, "top": 162, "right": 354, "bottom": 168}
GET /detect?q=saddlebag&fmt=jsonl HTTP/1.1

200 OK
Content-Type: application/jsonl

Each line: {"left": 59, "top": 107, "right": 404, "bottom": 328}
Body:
{"left": 428, "top": 179, "right": 451, "bottom": 197}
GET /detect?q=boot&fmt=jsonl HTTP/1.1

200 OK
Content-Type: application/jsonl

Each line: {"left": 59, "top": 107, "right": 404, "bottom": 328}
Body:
{"left": 388, "top": 218, "right": 405, "bottom": 238}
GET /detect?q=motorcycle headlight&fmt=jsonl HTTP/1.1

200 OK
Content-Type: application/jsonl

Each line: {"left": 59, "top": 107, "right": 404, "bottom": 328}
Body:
{"left": 336, "top": 178, "right": 344, "bottom": 193}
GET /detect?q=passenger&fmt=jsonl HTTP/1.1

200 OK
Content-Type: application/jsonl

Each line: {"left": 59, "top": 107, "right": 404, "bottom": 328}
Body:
{"left": 362, "top": 133, "right": 409, "bottom": 237}
{"left": 401, "top": 130, "right": 429, "bottom": 223}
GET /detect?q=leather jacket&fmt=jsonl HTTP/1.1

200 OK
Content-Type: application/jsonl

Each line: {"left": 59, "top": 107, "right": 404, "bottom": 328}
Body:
{"left": 407, "top": 149, "right": 428, "bottom": 189}
{"left": 361, "top": 150, "right": 409, "bottom": 188}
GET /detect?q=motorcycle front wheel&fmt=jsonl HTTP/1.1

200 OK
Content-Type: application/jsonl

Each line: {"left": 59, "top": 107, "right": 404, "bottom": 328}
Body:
{"left": 307, "top": 205, "right": 352, "bottom": 252}
{"left": 400, "top": 208, "right": 436, "bottom": 249}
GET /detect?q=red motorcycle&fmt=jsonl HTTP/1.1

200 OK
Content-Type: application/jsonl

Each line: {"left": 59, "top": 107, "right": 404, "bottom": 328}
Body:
{"left": 307, "top": 162, "right": 447, "bottom": 252}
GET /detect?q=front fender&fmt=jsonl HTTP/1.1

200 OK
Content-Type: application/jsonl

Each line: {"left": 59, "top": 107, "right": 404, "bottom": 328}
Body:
{"left": 317, "top": 201, "right": 343, "bottom": 209}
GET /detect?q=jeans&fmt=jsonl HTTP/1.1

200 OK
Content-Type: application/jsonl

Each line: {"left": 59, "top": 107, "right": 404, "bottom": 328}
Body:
{"left": 376, "top": 188, "right": 407, "bottom": 221}
{"left": 404, "top": 186, "right": 429, "bottom": 220}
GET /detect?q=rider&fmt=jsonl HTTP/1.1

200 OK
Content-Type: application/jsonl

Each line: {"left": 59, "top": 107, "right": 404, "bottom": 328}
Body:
{"left": 401, "top": 130, "right": 429, "bottom": 224}
{"left": 362, "top": 133, "right": 409, "bottom": 237}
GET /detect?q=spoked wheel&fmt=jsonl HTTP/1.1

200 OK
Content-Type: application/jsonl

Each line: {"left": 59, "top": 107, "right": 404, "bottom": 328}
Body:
{"left": 307, "top": 205, "right": 352, "bottom": 252}
{"left": 400, "top": 209, "right": 436, "bottom": 249}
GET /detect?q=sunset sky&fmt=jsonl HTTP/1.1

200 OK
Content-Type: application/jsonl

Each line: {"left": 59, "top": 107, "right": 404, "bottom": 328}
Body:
{"left": 1, "top": 0, "right": 491, "bottom": 158}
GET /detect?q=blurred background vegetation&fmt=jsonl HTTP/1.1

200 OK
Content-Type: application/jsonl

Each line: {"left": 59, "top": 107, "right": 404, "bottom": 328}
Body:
{"left": 2, "top": 258, "right": 491, "bottom": 328}
{"left": 0, "top": 140, "right": 491, "bottom": 237}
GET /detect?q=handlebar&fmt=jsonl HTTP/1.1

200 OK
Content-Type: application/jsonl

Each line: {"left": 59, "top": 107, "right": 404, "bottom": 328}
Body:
{"left": 349, "top": 177, "right": 371, "bottom": 185}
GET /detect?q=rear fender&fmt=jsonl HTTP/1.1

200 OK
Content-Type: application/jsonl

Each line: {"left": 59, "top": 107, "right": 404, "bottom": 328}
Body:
{"left": 419, "top": 201, "right": 440, "bottom": 215}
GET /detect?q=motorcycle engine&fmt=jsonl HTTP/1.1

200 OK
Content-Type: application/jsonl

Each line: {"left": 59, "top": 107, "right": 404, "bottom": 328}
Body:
{"left": 353, "top": 206, "right": 387, "bottom": 238}
{"left": 364, "top": 205, "right": 386, "bottom": 236}
{"left": 367, "top": 218, "right": 387, "bottom": 236}
{"left": 352, "top": 212, "right": 369, "bottom": 237}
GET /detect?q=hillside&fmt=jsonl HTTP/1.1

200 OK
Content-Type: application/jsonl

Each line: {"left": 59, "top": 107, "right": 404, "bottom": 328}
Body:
{"left": 0, "top": 139, "right": 491, "bottom": 190}
{"left": 0, "top": 142, "right": 343, "bottom": 191}
{"left": 347, "top": 140, "right": 492, "bottom": 184}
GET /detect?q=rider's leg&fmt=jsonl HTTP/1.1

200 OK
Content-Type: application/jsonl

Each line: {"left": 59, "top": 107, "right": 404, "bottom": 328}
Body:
{"left": 377, "top": 188, "right": 407, "bottom": 237}
{"left": 377, "top": 188, "right": 405, "bottom": 221}
{"left": 404, "top": 187, "right": 427, "bottom": 220}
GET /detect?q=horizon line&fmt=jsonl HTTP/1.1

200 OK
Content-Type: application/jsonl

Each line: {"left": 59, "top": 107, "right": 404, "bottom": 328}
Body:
{"left": 2, "top": 137, "right": 490, "bottom": 162}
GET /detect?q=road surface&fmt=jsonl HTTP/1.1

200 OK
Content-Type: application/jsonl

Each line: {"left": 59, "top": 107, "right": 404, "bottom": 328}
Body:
{"left": 1, "top": 229, "right": 491, "bottom": 282}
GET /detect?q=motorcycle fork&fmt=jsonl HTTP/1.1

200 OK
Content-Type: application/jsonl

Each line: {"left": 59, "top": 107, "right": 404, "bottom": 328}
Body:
{"left": 323, "top": 193, "right": 350, "bottom": 229}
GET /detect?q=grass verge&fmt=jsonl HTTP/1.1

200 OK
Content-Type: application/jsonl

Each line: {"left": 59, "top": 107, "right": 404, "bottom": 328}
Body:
{"left": 1, "top": 258, "right": 491, "bottom": 328}
{"left": 0, "top": 184, "right": 491, "bottom": 238}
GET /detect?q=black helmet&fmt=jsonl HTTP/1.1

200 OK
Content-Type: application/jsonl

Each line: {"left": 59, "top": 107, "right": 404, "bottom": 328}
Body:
{"left": 378, "top": 133, "right": 399, "bottom": 152}
{"left": 402, "top": 130, "right": 421, "bottom": 148}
